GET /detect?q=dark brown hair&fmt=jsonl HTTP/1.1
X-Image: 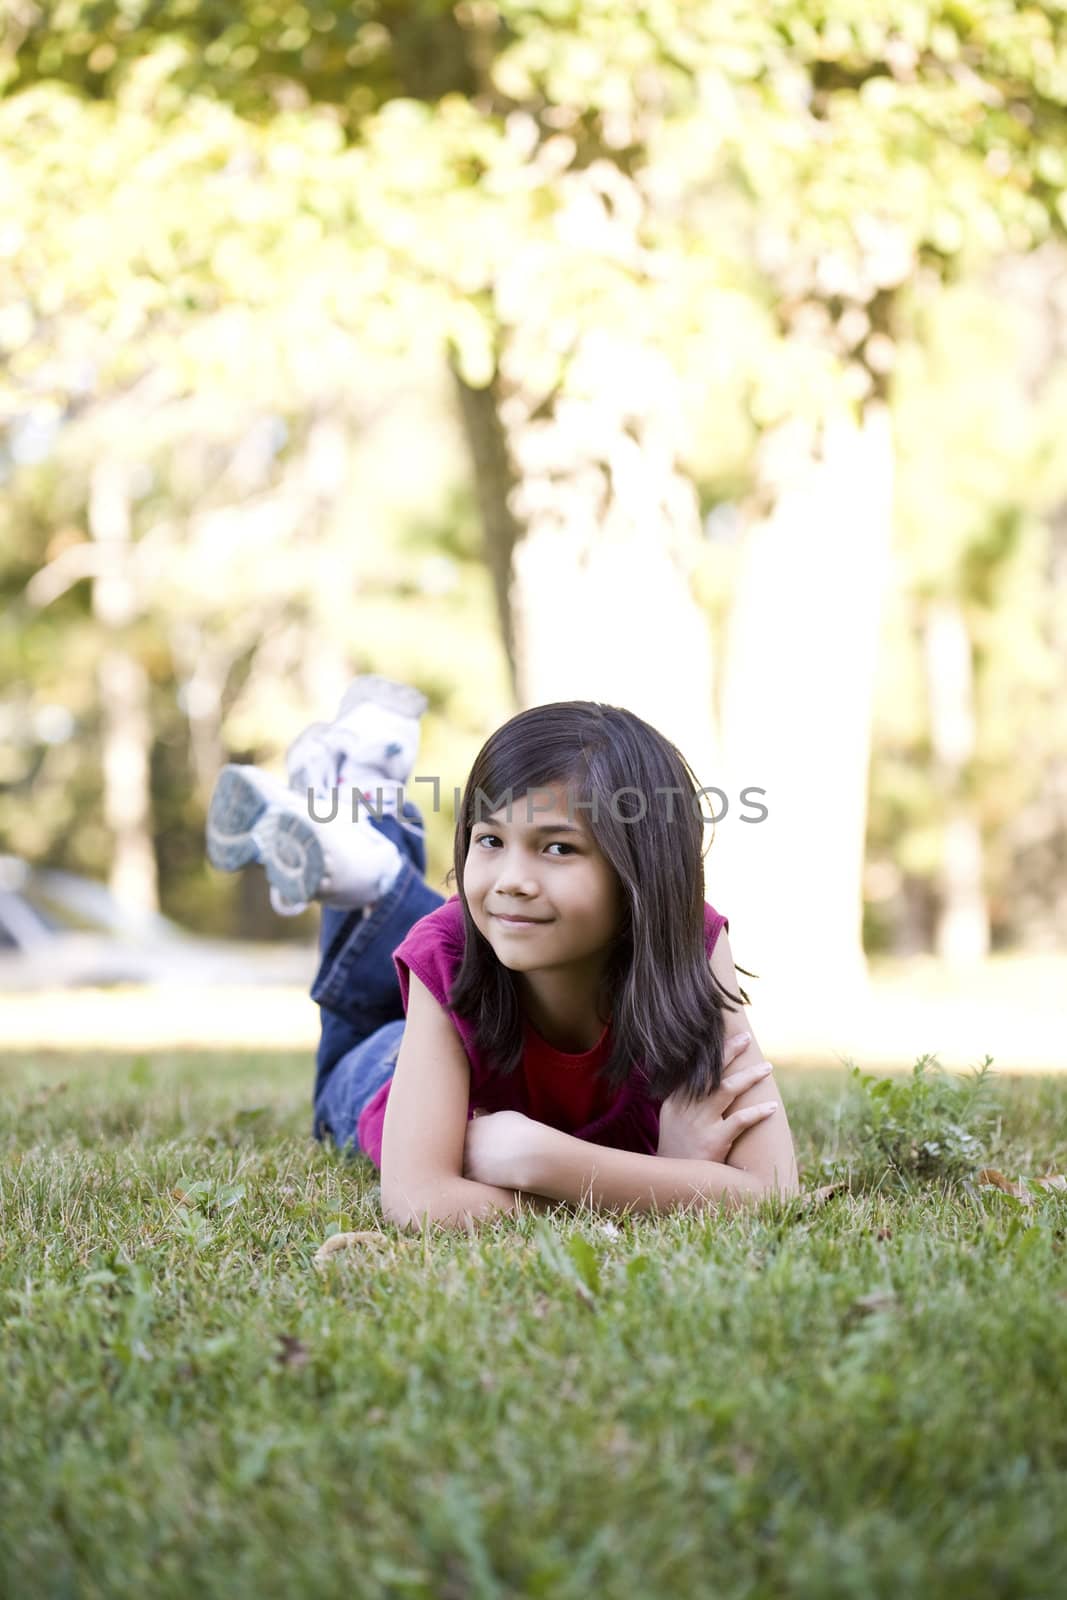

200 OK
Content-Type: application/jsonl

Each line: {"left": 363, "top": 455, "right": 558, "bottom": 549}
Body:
{"left": 444, "top": 701, "right": 752, "bottom": 1106}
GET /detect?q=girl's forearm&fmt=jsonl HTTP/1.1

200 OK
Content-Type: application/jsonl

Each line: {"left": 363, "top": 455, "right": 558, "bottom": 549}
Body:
{"left": 385, "top": 1176, "right": 556, "bottom": 1233}
{"left": 523, "top": 1125, "right": 775, "bottom": 1217}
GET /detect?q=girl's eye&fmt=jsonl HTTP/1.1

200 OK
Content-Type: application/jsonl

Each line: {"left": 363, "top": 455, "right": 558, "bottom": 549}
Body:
{"left": 472, "top": 835, "right": 576, "bottom": 856}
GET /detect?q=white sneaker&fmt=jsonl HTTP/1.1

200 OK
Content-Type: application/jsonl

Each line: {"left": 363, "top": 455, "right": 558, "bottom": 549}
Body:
{"left": 253, "top": 801, "right": 404, "bottom": 913}
{"left": 285, "top": 674, "right": 428, "bottom": 810}
{"left": 205, "top": 765, "right": 296, "bottom": 872}
{"left": 206, "top": 674, "right": 425, "bottom": 916}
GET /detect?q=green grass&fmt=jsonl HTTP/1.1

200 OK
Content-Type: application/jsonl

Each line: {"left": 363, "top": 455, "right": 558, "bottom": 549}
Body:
{"left": 1, "top": 1050, "right": 1065, "bottom": 1600}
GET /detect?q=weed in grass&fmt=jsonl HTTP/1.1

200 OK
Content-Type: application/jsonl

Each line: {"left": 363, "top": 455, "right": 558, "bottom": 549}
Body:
{"left": 817, "top": 1053, "right": 1005, "bottom": 1194}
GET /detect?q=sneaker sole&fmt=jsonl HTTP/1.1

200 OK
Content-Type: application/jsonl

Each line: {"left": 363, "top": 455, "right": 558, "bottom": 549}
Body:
{"left": 338, "top": 675, "right": 429, "bottom": 722}
{"left": 264, "top": 812, "right": 326, "bottom": 905}
{"left": 205, "top": 766, "right": 273, "bottom": 871}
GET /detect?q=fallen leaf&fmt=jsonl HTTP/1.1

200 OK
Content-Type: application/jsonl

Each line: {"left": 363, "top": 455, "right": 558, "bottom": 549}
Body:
{"left": 27, "top": 1081, "right": 69, "bottom": 1108}
{"left": 276, "top": 1335, "right": 309, "bottom": 1370}
{"left": 604, "top": 1424, "right": 636, "bottom": 1462}
{"left": 312, "top": 1229, "right": 390, "bottom": 1264}
{"left": 978, "top": 1168, "right": 1028, "bottom": 1199}
{"left": 976, "top": 1169, "right": 1065, "bottom": 1204}
{"left": 848, "top": 1291, "right": 898, "bottom": 1318}
{"left": 800, "top": 1182, "right": 848, "bottom": 1210}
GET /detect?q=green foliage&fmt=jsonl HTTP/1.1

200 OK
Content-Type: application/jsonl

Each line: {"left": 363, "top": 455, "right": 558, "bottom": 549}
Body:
{"left": 0, "top": 73, "right": 513, "bottom": 921}
{"left": 822, "top": 1053, "right": 1003, "bottom": 1191}
{"left": 3, "top": 1, "right": 1067, "bottom": 943}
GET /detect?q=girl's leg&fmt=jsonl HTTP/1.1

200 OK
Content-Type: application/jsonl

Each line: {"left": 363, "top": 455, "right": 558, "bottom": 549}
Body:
{"left": 312, "top": 1018, "right": 406, "bottom": 1153}
{"left": 310, "top": 799, "right": 446, "bottom": 1135}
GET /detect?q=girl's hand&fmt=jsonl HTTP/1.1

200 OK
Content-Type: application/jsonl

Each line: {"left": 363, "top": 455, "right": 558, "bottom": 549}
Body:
{"left": 462, "top": 1109, "right": 537, "bottom": 1190}
{"left": 656, "top": 1033, "right": 779, "bottom": 1164}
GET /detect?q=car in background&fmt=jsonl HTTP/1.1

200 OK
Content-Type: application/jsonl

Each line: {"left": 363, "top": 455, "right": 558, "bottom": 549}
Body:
{"left": 0, "top": 855, "right": 318, "bottom": 990}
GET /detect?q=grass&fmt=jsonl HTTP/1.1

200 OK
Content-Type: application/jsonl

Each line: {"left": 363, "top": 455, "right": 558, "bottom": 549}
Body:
{"left": 1, "top": 1049, "right": 1066, "bottom": 1600}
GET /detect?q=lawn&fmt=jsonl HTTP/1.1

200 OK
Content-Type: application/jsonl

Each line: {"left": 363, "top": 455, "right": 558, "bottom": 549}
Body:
{"left": 1, "top": 1049, "right": 1065, "bottom": 1600}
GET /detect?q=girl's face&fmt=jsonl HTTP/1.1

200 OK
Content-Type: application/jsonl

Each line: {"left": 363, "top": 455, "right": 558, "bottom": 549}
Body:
{"left": 462, "top": 781, "right": 625, "bottom": 976}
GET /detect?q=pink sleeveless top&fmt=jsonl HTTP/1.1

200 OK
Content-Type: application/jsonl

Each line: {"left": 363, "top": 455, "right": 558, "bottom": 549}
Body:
{"left": 356, "top": 895, "right": 729, "bottom": 1169}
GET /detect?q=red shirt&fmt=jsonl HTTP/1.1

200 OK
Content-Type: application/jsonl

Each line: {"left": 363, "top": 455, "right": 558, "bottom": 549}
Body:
{"left": 520, "top": 1013, "right": 616, "bottom": 1133}
{"left": 356, "top": 896, "right": 729, "bottom": 1169}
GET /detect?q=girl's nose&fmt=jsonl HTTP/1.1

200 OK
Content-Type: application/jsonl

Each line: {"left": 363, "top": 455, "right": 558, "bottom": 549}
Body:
{"left": 493, "top": 860, "right": 539, "bottom": 895}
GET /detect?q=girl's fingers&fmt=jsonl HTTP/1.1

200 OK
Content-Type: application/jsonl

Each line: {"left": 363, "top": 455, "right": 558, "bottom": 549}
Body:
{"left": 724, "top": 1032, "right": 751, "bottom": 1059}
{"left": 722, "top": 1061, "right": 774, "bottom": 1092}
{"left": 729, "top": 1102, "right": 778, "bottom": 1130}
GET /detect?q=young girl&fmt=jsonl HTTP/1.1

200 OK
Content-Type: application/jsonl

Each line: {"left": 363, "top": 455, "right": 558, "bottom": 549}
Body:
{"left": 206, "top": 678, "right": 799, "bottom": 1228}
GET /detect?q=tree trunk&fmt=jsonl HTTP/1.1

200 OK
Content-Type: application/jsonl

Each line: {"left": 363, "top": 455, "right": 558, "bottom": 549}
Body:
{"left": 90, "top": 460, "right": 159, "bottom": 918}
{"left": 714, "top": 404, "right": 895, "bottom": 1001}
{"left": 450, "top": 364, "right": 522, "bottom": 702}
{"left": 922, "top": 596, "right": 990, "bottom": 963}
{"left": 169, "top": 619, "right": 228, "bottom": 806}
{"left": 452, "top": 335, "right": 720, "bottom": 879}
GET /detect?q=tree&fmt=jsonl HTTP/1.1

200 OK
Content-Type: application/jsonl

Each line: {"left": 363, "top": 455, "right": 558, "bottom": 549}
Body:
{"left": 5, "top": 2, "right": 1066, "bottom": 980}
{"left": 0, "top": 80, "right": 507, "bottom": 917}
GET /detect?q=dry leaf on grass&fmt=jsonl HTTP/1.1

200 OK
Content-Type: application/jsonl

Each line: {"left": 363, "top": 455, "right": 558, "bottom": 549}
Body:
{"left": 312, "top": 1229, "right": 393, "bottom": 1264}
{"left": 799, "top": 1182, "right": 848, "bottom": 1210}
{"left": 26, "top": 1081, "right": 69, "bottom": 1109}
{"left": 977, "top": 1169, "right": 1066, "bottom": 1204}
{"left": 276, "top": 1335, "right": 310, "bottom": 1370}
{"left": 849, "top": 1290, "right": 898, "bottom": 1317}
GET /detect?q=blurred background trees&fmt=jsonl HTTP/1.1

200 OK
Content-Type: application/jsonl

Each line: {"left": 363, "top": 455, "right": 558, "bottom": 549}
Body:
{"left": 2, "top": 2, "right": 1065, "bottom": 986}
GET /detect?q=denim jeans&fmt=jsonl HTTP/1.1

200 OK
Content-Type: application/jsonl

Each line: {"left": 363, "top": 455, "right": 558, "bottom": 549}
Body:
{"left": 310, "top": 800, "right": 445, "bottom": 1155}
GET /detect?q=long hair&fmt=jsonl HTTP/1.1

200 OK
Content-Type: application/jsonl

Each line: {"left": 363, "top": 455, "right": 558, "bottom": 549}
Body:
{"left": 444, "top": 701, "right": 752, "bottom": 1107}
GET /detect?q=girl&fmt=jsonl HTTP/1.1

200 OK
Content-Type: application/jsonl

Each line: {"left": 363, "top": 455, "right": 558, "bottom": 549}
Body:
{"left": 206, "top": 679, "right": 799, "bottom": 1229}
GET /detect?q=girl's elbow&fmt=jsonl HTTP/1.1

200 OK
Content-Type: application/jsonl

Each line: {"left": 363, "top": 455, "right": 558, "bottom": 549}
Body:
{"left": 381, "top": 1175, "right": 468, "bottom": 1232}
{"left": 761, "top": 1171, "right": 801, "bottom": 1202}
{"left": 381, "top": 1195, "right": 415, "bottom": 1229}
{"left": 382, "top": 1194, "right": 443, "bottom": 1232}
{"left": 380, "top": 1175, "right": 428, "bottom": 1229}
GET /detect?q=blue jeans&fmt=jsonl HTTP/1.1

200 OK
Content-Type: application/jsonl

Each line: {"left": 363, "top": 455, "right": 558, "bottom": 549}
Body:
{"left": 310, "top": 801, "right": 445, "bottom": 1156}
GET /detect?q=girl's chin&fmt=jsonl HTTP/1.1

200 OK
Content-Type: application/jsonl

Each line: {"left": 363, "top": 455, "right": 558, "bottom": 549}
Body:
{"left": 488, "top": 936, "right": 545, "bottom": 969}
